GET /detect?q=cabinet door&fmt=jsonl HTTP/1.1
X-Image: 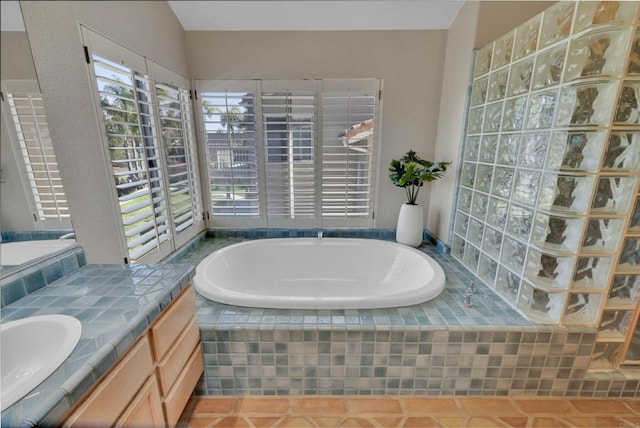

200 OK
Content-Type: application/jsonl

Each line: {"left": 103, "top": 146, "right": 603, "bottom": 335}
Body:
{"left": 150, "top": 286, "right": 196, "bottom": 360}
{"left": 116, "top": 377, "right": 164, "bottom": 428}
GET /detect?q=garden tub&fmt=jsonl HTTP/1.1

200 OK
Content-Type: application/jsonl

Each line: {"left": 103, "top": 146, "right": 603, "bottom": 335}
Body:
{"left": 194, "top": 238, "right": 446, "bottom": 309}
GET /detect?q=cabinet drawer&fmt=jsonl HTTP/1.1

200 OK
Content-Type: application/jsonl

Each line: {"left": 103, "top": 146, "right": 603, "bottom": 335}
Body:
{"left": 116, "top": 376, "right": 164, "bottom": 427}
{"left": 64, "top": 335, "right": 154, "bottom": 427}
{"left": 162, "top": 346, "right": 204, "bottom": 427}
{"left": 157, "top": 316, "right": 200, "bottom": 395}
{"left": 150, "top": 285, "right": 196, "bottom": 360}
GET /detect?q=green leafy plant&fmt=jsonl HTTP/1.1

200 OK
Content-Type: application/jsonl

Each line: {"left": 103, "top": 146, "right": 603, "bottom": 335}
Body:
{"left": 389, "top": 150, "right": 449, "bottom": 205}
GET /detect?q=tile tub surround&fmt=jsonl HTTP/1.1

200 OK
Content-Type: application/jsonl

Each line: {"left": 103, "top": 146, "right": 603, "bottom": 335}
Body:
{"left": 172, "top": 236, "right": 639, "bottom": 397}
{"left": 0, "top": 263, "right": 195, "bottom": 428}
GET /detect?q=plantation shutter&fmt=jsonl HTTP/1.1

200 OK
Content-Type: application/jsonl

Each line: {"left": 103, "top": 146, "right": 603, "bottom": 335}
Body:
{"left": 321, "top": 79, "right": 379, "bottom": 226}
{"left": 151, "top": 62, "right": 204, "bottom": 247}
{"left": 198, "top": 81, "right": 261, "bottom": 224}
{"left": 85, "top": 29, "right": 170, "bottom": 262}
{"left": 261, "top": 80, "right": 317, "bottom": 226}
{"left": 3, "top": 81, "right": 70, "bottom": 222}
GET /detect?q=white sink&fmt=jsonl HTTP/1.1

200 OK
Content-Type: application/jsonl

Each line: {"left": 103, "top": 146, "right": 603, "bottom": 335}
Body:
{"left": 1, "top": 315, "right": 82, "bottom": 411}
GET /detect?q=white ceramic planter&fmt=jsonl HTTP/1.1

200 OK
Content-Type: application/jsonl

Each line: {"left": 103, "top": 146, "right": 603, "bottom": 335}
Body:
{"left": 396, "top": 203, "right": 424, "bottom": 247}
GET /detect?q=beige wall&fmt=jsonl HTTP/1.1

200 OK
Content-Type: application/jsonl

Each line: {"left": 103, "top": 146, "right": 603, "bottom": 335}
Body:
{"left": 475, "top": 1, "right": 556, "bottom": 49}
{"left": 187, "top": 30, "right": 448, "bottom": 229}
{"left": 20, "top": 1, "right": 190, "bottom": 263}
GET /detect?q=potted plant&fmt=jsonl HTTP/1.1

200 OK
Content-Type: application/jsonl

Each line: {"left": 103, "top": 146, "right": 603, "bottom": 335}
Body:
{"left": 389, "top": 150, "right": 449, "bottom": 246}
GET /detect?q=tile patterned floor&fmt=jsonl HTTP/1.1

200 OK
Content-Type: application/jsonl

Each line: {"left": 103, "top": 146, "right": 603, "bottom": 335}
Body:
{"left": 179, "top": 396, "right": 640, "bottom": 427}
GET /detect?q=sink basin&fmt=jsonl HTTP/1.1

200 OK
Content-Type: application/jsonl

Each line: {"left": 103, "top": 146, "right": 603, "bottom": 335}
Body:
{"left": 1, "top": 315, "right": 82, "bottom": 411}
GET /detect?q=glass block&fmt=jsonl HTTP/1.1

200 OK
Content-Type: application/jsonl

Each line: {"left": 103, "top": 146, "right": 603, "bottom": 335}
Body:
{"left": 573, "top": 256, "right": 613, "bottom": 289}
{"left": 590, "top": 341, "right": 625, "bottom": 370}
{"left": 483, "top": 102, "right": 503, "bottom": 133}
{"left": 602, "top": 131, "right": 640, "bottom": 171}
{"left": 574, "top": 1, "right": 639, "bottom": 33}
{"left": 496, "top": 266, "right": 521, "bottom": 304}
{"left": 564, "top": 28, "right": 632, "bottom": 81}
{"left": 556, "top": 82, "right": 618, "bottom": 127}
{"left": 513, "top": 14, "right": 541, "bottom": 61}
{"left": 524, "top": 248, "right": 575, "bottom": 290}
{"left": 628, "top": 28, "right": 640, "bottom": 75}
{"left": 613, "top": 82, "right": 640, "bottom": 125}
{"left": 619, "top": 238, "right": 640, "bottom": 272}
{"left": 502, "top": 96, "right": 527, "bottom": 131}
{"left": 507, "top": 57, "right": 534, "bottom": 97}
{"left": 486, "top": 197, "right": 509, "bottom": 230}
{"left": 581, "top": 218, "right": 624, "bottom": 254}
{"left": 525, "top": 91, "right": 557, "bottom": 129}
{"left": 454, "top": 212, "right": 469, "bottom": 237}
{"left": 488, "top": 69, "right": 509, "bottom": 103}
{"left": 478, "top": 254, "right": 498, "bottom": 287}
{"left": 482, "top": 226, "right": 503, "bottom": 259}
{"left": 475, "top": 164, "right": 493, "bottom": 193}
{"left": 452, "top": 233, "right": 466, "bottom": 261}
{"left": 463, "top": 244, "right": 481, "bottom": 272}
{"left": 496, "top": 133, "right": 521, "bottom": 165}
{"left": 532, "top": 43, "right": 567, "bottom": 90}
{"left": 512, "top": 170, "right": 541, "bottom": 207}
{"left": 460, "top": 162, "right": 477, "bottom": 188}
{"left": 518, "top": 132, "right": 550, "bottom": 169}
{"left": 506, "top": 204, "right": 534, "bottom": 241}
{"left": 493, "top": 31, "right": 514, "bottom": 70}
{"left": 563, "top": 292, "right": 602, "bottom": 324}
{"left": 537, "top": 174, "right": 595, "bottom": 214}
{"left": 501, "top": 235, "right": 527, "bottom": 274}
{"left": 491, "top": 167, "right": 514, "bottom": 199}
{"left": 607, "top": 275, "right": 640, "bottom": 308}
{"left": 591, "top": 176, "right": 637, "bottom": 214}
{"left": 479, "top": 135, "right": 498, "bottom": 164}
{"left": 471, "top": 191, "right": 489, "bottom": 220}
{"left": 458, "top": 188, "right": 473, "bottom": 213}
{"left": 530, "top": 212, "right": 584, "bottom": 254}
{"left": 629, "top": 197, "right": 640, "bottom": 233}
{"left": 468, "top": 217, "right": 484, "bottom": 247}
{"left": 475, "top": 43, "right": 493, "bottom": 77}
{"left": 470, "top": 76, "right": 488, "bottom": 107}
{"left": 547, "top": 130, "right": 606, "bottom": 172}
{"left": 598, "top": 309, "right": 635, "bottom": 341}
{"left": 467, "top": 106, "right": 484, "bottom": 134}
{"left": 539, "top": 1, "right": 574, "bottom": 48}
{"left": 517, "top": 281, "right": 564, "bottom": 323}
{"left": 464, "top": 136, "right": 481, "bottom": 162}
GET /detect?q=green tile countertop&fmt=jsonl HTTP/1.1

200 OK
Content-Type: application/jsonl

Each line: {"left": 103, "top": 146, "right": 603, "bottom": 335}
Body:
{"left": 0, "top": 263, "right": 195, "bottom": 428}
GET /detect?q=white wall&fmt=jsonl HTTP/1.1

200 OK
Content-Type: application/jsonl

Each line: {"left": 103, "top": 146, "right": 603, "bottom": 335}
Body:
{"left": 20, "top": 1, "right": 190, "bottom": 263}
{"left": 186, "top": 30, "right": 448, "bottom": 229}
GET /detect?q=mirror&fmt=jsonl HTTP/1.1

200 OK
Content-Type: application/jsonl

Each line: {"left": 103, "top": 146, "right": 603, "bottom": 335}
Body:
{"left": 0, "top": 1, "right": 76, "bottom": 277}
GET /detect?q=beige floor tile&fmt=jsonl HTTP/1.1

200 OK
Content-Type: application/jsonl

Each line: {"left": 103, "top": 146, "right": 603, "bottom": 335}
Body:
{"left": 347, "top": 398, "right": 403, "bottom": 414}
{"left": 512, "top": 398, "right": 576, "bottom": 414}
{"left": 569, "top": 399, "right": 636, "bottom": 415}
{"left": 435, "top": 417, "right": 466, "bottom": 427}
{"left": 313, "top": 416, "right": 346, "bottom": 427}
{"left": 291, "top": 397, "right": 346, "bottom": 414}
{"left": 559, "top": 416, "right": 593, "bottom": 427}
{"left": 339, "top": 417, "right": 377, "bottom": 427}
{"left": 373, "top": 416, "right": 404, "bottom": 427}
{"left": 531, "top": 417, "right": 571, "bottom": 427}
{"left": 401, "top": 416, "right": 443, "bottom": 427}
{"left": 496, "top": 416, "right": 528, "bottom": 427}
{"left": 457, "top": 398, "right": 521, "bottom": 415}
{"left": 467, "top": 416, "right": 507, "bottom": 427}
{"left": 192, "top": 398, "right": 237, "bottom": 415}
{"left": 212, "top": 416, "right": 251, "bottom": 427}
{"left": 248, "top": 416, "right": 282, "bottom": 427}
{"left": 235, "top": 397, "right": 290, "bottom": 414}
{"left": 402, "top": 397, "right": 459, "bottom": 414}
{"left": 276, "top": 416, "right": 315, "bottom": 427}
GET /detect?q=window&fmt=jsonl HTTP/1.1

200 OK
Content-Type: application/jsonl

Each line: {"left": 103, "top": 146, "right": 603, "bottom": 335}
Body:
{"left": 84, "top": 28, "right": 203, "bottom": 262}
{"left": 197, "top": 79, "right": 381, "bottom": 228}
{"left": 4, "top": 83, "right": 70, "bottom": 221}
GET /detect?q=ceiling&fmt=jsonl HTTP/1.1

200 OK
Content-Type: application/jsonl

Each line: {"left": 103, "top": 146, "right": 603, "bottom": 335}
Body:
{"left": 167, "top": 1, "right": 465, "bottom": 31}
{"left": 1, "top": 1, "right": 465, "bottom": 32}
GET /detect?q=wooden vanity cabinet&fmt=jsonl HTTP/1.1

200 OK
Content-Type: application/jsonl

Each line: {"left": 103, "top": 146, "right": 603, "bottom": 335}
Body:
{"left": 62, "top": 285, "right": 203, "bottom": 427}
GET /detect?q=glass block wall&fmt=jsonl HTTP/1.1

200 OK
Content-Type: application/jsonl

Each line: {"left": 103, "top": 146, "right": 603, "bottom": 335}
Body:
{"left": 453, "top": 1, "right": 640, "bottom": 369}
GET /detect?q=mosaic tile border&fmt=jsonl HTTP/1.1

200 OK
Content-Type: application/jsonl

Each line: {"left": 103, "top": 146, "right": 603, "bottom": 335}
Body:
{"left": 1, "top": 230, "right": 74, "bottom": 243}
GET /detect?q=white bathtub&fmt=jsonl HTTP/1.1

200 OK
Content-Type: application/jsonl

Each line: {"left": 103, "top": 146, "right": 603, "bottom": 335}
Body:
{"left": 0, "top": 240, "right": 77, "bottom": 266}
{"left": 194, "top": 238, "right": 446, "bottom": 309}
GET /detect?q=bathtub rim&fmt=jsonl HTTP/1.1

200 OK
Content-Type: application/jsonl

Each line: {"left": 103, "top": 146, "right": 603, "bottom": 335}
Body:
{"left": 194, "top": 237, "right": 446, "bottom": 310}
